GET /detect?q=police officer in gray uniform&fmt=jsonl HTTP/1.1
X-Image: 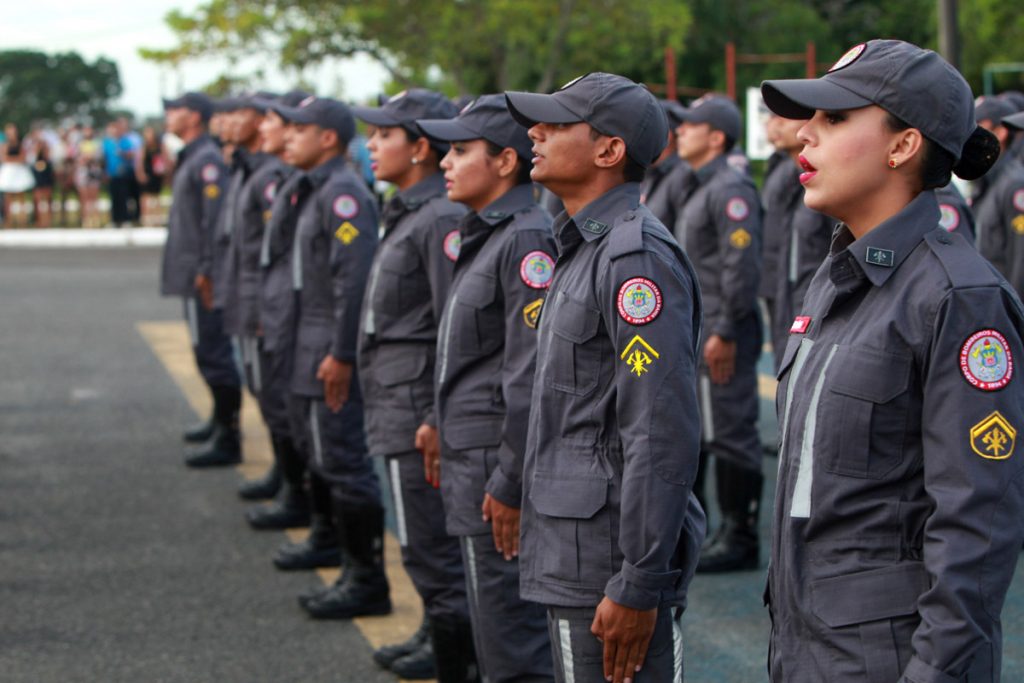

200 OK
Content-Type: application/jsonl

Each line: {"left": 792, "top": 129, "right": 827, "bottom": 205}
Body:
{"left": 418, "top": 94, "right": 556, "bottom": 683}
{"left": 974, "top": 97, "right": 1024, "bottom": 298}
{"left": 262, "top": 96, "right": 390, "bottom": 620}
{"left": 639, "top": 99, "right": 693, "bottom": 229}
{"left": 762, "top": 38, "right": 1023, "bottom": 683}
{"left": 160, "top": 92, "right": 241, "bottom": 468}
{"left": 675, "top": 94, "right": 765, "bottom": 573}
{"left": 506, "top": 72, "right": 705, "bottom": 683}
{"left": 353, "top": 90, "right": 472, "bottom": 682}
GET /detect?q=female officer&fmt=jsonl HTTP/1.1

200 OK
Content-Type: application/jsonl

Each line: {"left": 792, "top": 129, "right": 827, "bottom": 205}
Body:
{"left": 761, "top": 40, "right": 1024, "bottom": 682}
{"left": 352, "top": 90, "right": 474, "bottom": 682}
{"left": 417, "top": 94, "right": 556, "bottom": 683}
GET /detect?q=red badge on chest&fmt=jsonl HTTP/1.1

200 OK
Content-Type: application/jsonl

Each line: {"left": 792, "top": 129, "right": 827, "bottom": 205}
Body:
{"left": 790, "top": 316, "right": 811, "bottom": 334}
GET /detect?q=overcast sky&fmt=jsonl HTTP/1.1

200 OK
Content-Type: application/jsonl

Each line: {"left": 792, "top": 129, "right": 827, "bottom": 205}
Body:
{"left": 5, "top": 1, "right": 389, "bottom": 119}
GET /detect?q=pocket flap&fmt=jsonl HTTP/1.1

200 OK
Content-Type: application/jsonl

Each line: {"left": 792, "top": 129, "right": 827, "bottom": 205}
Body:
{"left": 810, "top": 562, "right": 928, "bottom": 628}
{"left": 551, "top": 293, "right": 601, "bottom": 344}
{"left": 529, "top": 471, "right": 608, "bottom": 519}
{"left": 456, "top": 273, "right": 497, "bottom": 309}
{"left": 375, "top": 350, "right": 429, "bottom": 387}
{"left": 829, "top": 346, "right": 911, "bottom": 403}
{"left": 442, "top": 416, "right": 504, "bottom": 449}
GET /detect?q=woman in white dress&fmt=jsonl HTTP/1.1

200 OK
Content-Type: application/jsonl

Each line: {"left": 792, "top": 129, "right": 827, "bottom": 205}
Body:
{"left": 0, "top": 123, "right": 35, "bottom": 227}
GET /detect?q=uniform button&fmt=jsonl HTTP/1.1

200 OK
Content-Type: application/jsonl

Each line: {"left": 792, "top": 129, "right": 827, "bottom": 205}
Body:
{"left": 937, "top": 234, "right": 952, "bottom": 245}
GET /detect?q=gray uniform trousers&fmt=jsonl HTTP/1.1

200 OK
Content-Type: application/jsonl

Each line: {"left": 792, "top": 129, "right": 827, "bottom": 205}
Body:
{"left": 386, "top": 451, "right": 469, "bottom": 622}
{"left": 547, "top": 605, "right": 684, "bottom": 683}
{"left": 698, "top": 312, "right": 762, "bottom": 473}
{"left": 183, "top": 295, "right": 241, "bottom": 389}
{"left": 460, "top": 534, "right": 553, "bottom": 683}
{"left": 239, "top": 336, "right": 291, "bottom": 439}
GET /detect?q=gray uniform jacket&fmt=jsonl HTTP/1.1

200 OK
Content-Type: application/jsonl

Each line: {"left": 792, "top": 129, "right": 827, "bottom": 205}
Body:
{"left": 434, "top": 184, "right": 555, "bottom": 535}
{"left": 974, "top": 154, "right": 1024, "bottom": 297}
{"left": 520, "top": 182, "right": 706, "bottom": 610}
{"left": 639, "top": 155, "right": 692, "bottom": 230}
{"left": 760, "top": 155, "right": 799, "bottom": 303}
{"left": 675, "top": 154, "right": 762, "bottom": 341}
{"left": 290, "top": 157, "right": 378, "bottom": 397}
{"left": 258, "top": 168, "right": 304, "bottom": 354}
{"left": 769, "top": 191, "right": 1024, "bottom": 683}
{"left": 212, "top": 148, "right": 250, "bottom": 312}
{"left": 221, "top": 153, "right": 287, "bottom": 337}
{"left": 356, "top": 173, "right": 466, "bottom": 456}
{"left": 935, "top": 183, "right": 976, "bottom": 244}
{"left": 160, "top": 134, "right": 228, "bottom": 296}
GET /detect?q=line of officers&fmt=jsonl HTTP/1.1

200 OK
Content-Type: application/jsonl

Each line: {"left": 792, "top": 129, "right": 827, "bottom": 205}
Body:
{"left": 157, "top": 75, "right": 1024, "bottom": 683}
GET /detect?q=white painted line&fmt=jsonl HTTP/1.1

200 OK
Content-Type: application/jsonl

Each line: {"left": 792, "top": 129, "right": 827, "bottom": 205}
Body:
{"left": 0, "top": 227, "right": 167, "bottom": 248}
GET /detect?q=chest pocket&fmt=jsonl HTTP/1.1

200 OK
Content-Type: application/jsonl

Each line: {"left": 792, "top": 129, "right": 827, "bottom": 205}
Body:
{"left": 454, "top": 272, "right": 501, "bottom": 356}
{"left": 545, "top": 292, "right": 602, "bottom": 397}
{"left": 375, "top": 242, "right": 421, "bottom": 315}
{"left": 820, "top": 345, "right": 912, "bottom": 479}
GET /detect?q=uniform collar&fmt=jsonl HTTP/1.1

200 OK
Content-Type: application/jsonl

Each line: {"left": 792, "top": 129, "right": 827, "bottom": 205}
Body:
{"left": 306, "top": 155, "right": 346, "bottom": 188}
{"left": 647, "top": 153, "right": 681, "bottom": 182}
{"left": 692, "top": 154, "right": 729, "bottom": 186}
{"left": 476, "top": 183, "right": 536, "bottom": 226}
{"left": 179, "top": 133, "right": 215, "bottom": 161}
{"left": 832, "top": 190, "right": 940, "bottom": 288}
{"left": 555, "top": 182, "right": 640, "bottom": 248}
{"left": 396, "top": 172, "right": 446, "bottom": 211}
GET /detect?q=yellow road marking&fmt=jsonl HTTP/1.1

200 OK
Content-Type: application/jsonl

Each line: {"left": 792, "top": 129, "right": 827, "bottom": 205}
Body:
{"left": 139, "top": 321, "right": 427, "bottom": 681}
{"left": 759, "top": 373, "right": 778, "bottom": 401}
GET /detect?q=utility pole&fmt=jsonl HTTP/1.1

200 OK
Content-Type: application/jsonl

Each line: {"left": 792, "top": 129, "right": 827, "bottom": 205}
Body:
{"left": 937, "top": 0, "right": 960, "bottom": 71}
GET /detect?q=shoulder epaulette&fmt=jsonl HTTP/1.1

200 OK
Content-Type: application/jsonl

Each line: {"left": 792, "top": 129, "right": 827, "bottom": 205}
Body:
{"left": 607, "top": 208, "right": 647, "bottom": 260}
{"left": 924, "top": 228, "right": 1001, "bottom": 289}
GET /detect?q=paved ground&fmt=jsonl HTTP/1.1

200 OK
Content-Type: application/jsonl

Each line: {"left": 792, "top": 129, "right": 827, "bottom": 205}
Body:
{"left": 0, "top": 247, "right": 1021, "bottom": 682}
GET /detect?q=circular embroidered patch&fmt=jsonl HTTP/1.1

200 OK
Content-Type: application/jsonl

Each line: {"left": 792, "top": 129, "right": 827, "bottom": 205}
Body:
{"left": 938, "top": 204, "right": 960, "bottom": 232}
{"left": 617, "top": 277, "right": 663, "bottom": 326}
{"left": 443, "top": 230, "right": 461, "bottom": 261}
{"left": 829, "top": 43, "right": 866, "bottom": 73}
{"left": 1014, "top": 189, "right": 1024, "bottom": 213}
{"left": 520, "top": 251, "right": 555, "bottom": 289}
{"left": 263, "top": 181, "right": 277, "bottom": 203}
{"left": 201, "top": 164, "right": 219, "bottom": 183}
{"left": 333, "top": 194, "right": 359, "bottom": 219}
{"left": 960, "top": 329, "right": 1014, "bottom": 391}
{"left": 725, "top": 197, "right": 749, "bottom": 221}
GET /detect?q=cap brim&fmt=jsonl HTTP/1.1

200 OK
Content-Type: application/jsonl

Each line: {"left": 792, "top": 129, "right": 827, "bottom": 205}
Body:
{"left": 249, "top": 97, "right": 276, "bottom": 113}
{"left": 351, "top": 106, "right": 401, "bottom": 127}
{"left": 271, "top": 104, "right": 317, "bottom": 125}
{"left": 162, "top": 98, "right": 185, "bottom": 110}
{"left": 1004, "top": 111, "right": 1024, "bottom": 131}
{"left": 504, "top": 92, "right": 581, "bottom": 128}
{"left": 415, "top": 118, "right": 481, "bottom": 143}
{"left": 761, "top": 78, "right": 873, "bottom": 119}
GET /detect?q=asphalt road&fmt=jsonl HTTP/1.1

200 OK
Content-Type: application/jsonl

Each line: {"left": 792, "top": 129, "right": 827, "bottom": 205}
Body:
{"left": 0, "top": 247, "right": 1021, "bottom": 682}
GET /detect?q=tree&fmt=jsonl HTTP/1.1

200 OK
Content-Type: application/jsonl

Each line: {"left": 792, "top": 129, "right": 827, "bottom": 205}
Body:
{"left": 0, "top": 50, "right": 122, "bottom": 130}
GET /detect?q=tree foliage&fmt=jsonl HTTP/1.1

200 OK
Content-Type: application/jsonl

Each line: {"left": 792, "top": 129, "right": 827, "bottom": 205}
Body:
{"left": 0, "top": 50, "right": 122, "bottom": 129}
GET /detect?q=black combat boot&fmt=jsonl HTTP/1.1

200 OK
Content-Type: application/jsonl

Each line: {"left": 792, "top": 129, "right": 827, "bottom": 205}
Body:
{"left": 374, "top": 617, "right": 434, "bottom": 675}
{"left": 237, "top": 462, "right": 282, "bottom": 501}
{"left": 245, "top": 436, "right": 310, "bottom": 529}
{"left": 182, "top": 411, "right": 215, "bottom": 443}
{"left": 301, "top": 502, "right": 391, "bottom": 619}
{"left": 696, "top": 458, "right": 762, "bottom": 573}
{"left": 273, "top": 474, "right": 341, "bottom": 570}
{"left": 184, "top": 386, "right": 242, "bottom": 467}
{"left": 431, "top": 616, "right": 480, "bottom": 683}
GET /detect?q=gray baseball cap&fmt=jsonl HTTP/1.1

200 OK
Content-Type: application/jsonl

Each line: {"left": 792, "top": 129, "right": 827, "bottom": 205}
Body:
{"left": 975, "top": 96, "right": 1016, "bottom": 126}
{"left": 1003, "top": 91, "right": 1024, "bottom": 113}
{"left": 162, "top": 91, "right": 215, "bottom": 123}
{"left": 416, "top": 94, "right": 533, "bottom": 160}
{"left": 272, "top": 96, "right": 356, "bottom": 145}
{"left": 353, "top": 89, "right": 458, "bottom": 153}
{"left": 660, "top": 99, "right": 688, "bottom": 130}
{"left": 677, "top": 95, "right": 742, "bottom": 141}
{"left": 253, "top": 89, "right": 311, "bottom": 113}
{"left": 761, "top": 40, "right": 998, "bottom": 179}
{"left": 504, "top": 72, "right": 669, "bottom": 167}
{"left": 1003, "top": 111, "right": 1024, "bottom": 132}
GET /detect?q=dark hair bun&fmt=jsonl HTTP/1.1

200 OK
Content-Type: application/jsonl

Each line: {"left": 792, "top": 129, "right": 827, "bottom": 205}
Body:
{"left": 953, "top": 126, "right": 1000, "bottom": 180}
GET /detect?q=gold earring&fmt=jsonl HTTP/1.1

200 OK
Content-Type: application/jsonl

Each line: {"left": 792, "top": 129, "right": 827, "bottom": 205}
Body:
{"left": 888, "top": 159, "right": 898, "bottom": 169}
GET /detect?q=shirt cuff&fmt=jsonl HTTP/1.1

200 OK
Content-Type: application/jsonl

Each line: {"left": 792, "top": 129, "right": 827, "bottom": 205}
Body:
{"left": 899, "top": 656, "right": 961, "bottom": 683}
{"left": 604, "top": 560, "right": 681, "bottom": 611}
{"left": 484, "top": 466, "right": 522, "bottom": 508}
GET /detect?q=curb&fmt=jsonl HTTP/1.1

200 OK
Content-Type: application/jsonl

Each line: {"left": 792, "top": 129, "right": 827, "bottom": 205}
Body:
{"left": 0, "top": 228, "right": 167, "bottom": 248}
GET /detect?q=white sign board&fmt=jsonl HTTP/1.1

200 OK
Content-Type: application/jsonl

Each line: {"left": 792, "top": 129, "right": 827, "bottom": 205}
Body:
{"left": 745, "top": 86, "right": 774, "bottom": 161}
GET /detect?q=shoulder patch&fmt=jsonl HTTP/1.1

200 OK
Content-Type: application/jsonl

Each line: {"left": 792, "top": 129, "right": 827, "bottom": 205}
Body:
{"left": 725, "top": 197, "right": 749, "bottom": 221}
{"left": 263, "top": 181, "right": 277, "bottom": 203}
{"left": 729, "top": 227, "right": 752, "bottom": 249}
{"left": 621, "top": 335, "right": 659, "bottom": 377}
{"left": 443, "top": 230, "right": 461, "bottom": 261}
{"left": 523, "top": 298, "right": 544, "bottom": 329}
{"left": 960, "top": 329, "right": 1014, "bottom": 391}
{"left": 335, "top": 221, "right": 360, "bottom": 245}
{"left": 938, "top": 204, "right": 960, "bottom": 232}
{"left": 1013, "top": 215, "right": 1024, "bottom": 235}
{"left": 201, "top": 163, "right": 220, "bottom": 183}
{"left": 970, "top": 411, "right": 1016, "bottom": 460}
{"left": 333, "top": 194, "right": 360, "bottom": 219}
{"left": 1014, "top": 189, "right": 1024, "bottom": 213}
{"left": 520, "top": 251, "right": 555, "bottom": 289}
{"left": 617, "top": 277, "right": 663, "bottom": 326}
{"left": 204, "top": 184, "right": 220, "bottom": 199}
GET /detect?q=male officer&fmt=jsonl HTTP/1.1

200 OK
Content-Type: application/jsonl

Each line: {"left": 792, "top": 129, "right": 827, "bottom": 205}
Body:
{"left": 675, "top": 94, "right": 764, "bottom": 573}
{"left": 974, "top": 97, "right": 1024, "bottom": 298}
{"left": 271, "top": 96, "right": 390, "bottom": 619}
{"left": 505, "top": 72, "right": 705, "bottom": 683}
{"left": 639, "top": 99, "right": 692, "bottom": 229}
{"left": 160, "top": 92, "right": 240, "bottom": 468}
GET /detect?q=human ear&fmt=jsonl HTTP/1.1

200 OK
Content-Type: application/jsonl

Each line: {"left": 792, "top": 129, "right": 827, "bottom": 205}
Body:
{"left": 889, "top": 127, "right": 923, "bottom": 168}
{"left": 593, "top": 135, "right": 627, "bottom": 170}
